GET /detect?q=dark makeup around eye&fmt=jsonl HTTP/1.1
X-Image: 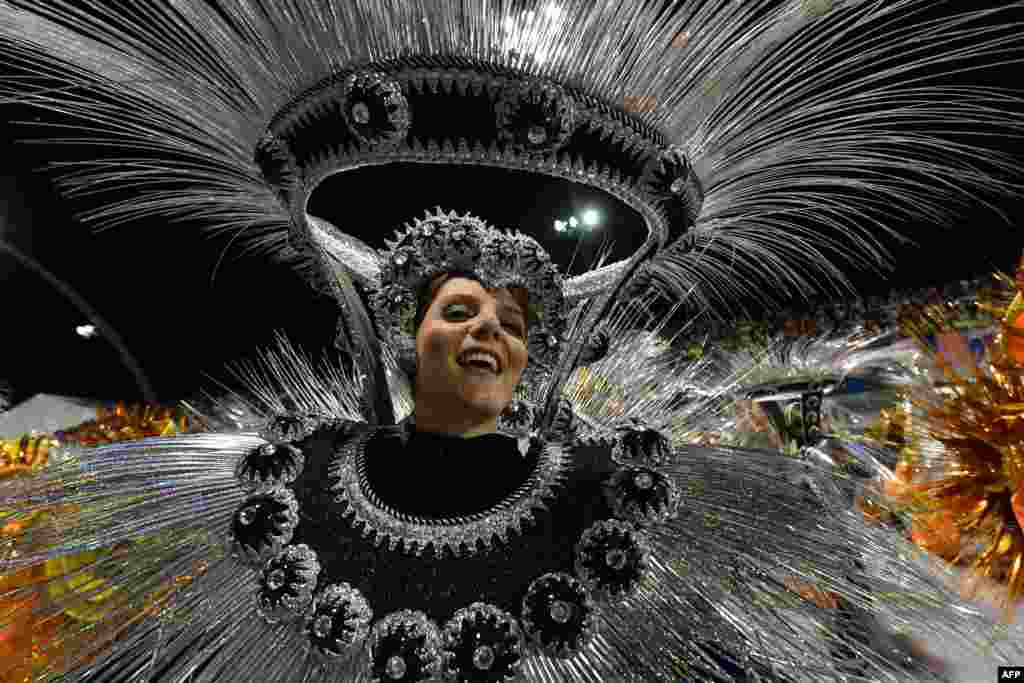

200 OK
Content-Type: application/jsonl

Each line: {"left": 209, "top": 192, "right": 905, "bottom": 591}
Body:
{"left": 440, "top": 294, "right": 526, "bottom": 334}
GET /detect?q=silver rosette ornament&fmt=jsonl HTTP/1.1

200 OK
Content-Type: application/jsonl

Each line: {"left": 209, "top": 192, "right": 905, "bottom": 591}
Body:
{"left": 520, "top": 573, "right": 595, "bottom": 658}
{"left": 367, "top": 610, "right": 444, "bottom": 683}
{"left": 603, "top": 466, "right": 679, "bottom": 526}
{"left": 236, "top": 442, "right": 305, "bottom": 489}
{"left": 497, "top": 399, "right": 534, "bottom": 436}
{"left": 229, "top": 487, "right": 300, "bottom": 568}
{"left": 543, "top": 397, "right": 578, "bottom": 443}
{"left": 496, "top": 80, "right": 576, "bottom": 153}
{"left": 260, "top": 412, "right": 319, "bottom": 444}
{"left": 611, "top": 418, "right": 672, "bottom": 466}
{"left": 304, "top": 582, "right": 373, "bottom": 661}
{"left": 340, "top": 71, "right": 411, "bottom": 148}
{"left": 441, "top": 603, "right": 523, "bottom": 682}
{"left": 574, "top": 520, "right": 649, "bottom": 599}
{"left": 256, "top": 544, "right": 320, "bottom": 624}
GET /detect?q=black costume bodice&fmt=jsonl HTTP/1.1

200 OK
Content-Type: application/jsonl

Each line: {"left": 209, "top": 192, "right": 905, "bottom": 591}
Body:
{"left": 288, "top": 424, "right": 618, "bottom": 623}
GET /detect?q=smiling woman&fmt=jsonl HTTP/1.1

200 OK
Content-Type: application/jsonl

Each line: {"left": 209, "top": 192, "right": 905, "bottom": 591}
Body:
{"left": 414, "top": 275, "right": 531, "bottom": 437}
{"left": 1, "top": 0, "right": 1023, "bottom": 681}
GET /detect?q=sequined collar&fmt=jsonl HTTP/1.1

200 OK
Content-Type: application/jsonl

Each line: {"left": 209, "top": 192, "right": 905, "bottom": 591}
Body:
{"left": 328, "top": 427, "right": 570, "bottom": 558}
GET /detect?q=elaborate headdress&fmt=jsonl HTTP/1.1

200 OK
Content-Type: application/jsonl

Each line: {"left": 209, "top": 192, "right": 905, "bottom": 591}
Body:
{"left": 3, "top": 1, "right": 1019, "bottom": 432}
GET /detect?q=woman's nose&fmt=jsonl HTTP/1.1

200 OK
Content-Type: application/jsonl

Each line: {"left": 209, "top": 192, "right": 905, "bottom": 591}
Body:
{"left": 470, "top": 311, "right": 501, "bottom": 338}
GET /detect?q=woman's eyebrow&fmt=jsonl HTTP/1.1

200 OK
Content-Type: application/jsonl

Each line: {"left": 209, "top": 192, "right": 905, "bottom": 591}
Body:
{"left": 499, "top": 301, "right": 525, "bottom": 320}
{"left": 440, "top": 293, "right": 478, "bottom": 306}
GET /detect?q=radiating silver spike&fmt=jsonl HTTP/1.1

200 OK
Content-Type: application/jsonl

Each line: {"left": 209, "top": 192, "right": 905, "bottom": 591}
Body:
{"left": 440, "top": 71, "right": 455, "bottom": 95}
{"left": 484, "top": 76, "right": 504, "bottom": 100}
{"left": 425, "top": 71, "right": 440, "bottom": 94}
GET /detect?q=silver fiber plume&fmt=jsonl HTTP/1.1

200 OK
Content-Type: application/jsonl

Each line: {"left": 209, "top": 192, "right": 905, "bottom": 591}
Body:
{"left": 0, "top": 0, "right": 1020, "bottom": 313}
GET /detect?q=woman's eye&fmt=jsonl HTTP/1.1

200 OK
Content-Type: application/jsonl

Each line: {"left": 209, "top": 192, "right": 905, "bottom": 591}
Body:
{"left": 444, "top": 305, "right": 473, "bottom": 320}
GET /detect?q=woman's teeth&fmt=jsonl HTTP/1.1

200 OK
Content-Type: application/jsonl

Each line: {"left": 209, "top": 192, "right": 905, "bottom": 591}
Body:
{"left": 458, "top": 351, "right": 499, "bottom": 373}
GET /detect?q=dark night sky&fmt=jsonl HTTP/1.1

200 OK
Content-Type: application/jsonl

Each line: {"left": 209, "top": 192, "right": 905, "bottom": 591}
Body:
{"left": 0, "top": 6, "right": 1022, "bottom": 408}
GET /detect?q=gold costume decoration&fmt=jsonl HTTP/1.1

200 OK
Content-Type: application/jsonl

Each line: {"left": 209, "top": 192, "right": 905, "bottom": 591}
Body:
{"left": 0, "top": 403, "right": 194, "bottom": 682}
{"left": 872, "top": 256, "right": 1024, "bottom": 618}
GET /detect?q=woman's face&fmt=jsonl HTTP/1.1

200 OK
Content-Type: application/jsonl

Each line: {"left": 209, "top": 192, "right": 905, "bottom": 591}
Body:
{"left": 414, "top": 277, "right": 529, "bottom": 426}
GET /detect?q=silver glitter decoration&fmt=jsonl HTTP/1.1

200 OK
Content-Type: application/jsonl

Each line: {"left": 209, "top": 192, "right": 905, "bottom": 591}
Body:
{"left": 605, "top": 548, "right": 628, "bottom": 570}
{"left": 549, "top": 600, "right": 572, "bottom": 624}
{"left": 236, "top": 441, "right": 305, "bottom": 490}
{"left": 238, "top": 507, "right": 256, "bottom": 526}
{"left": 267, "top": 568, "right": 286, "bottom": 591}
{"left": 257, "top": 544, "right": 321, "bottom": 625}
{"left": 304, "top": 582, "right": 373, "bottom": 660}
{"left": 259, "top": 412, "right": 319, "bottom": 444}
{"left": 385, "top": 655, "right": 407, "bottom": 679}
{"left": 352, "top": 102, "right": 371, "bottom": 124}
{"left": 369, "top": 610, "right": 443, "bottom": 682}
{"left": 574, "top": 519, "right": 650, "bottom": 598}
{"left": 313, "top": 615, "right": 333, "bottom": 638}
{"left": 634, "top": 472, "right": 655, "bottom": 490}
{"left": 473, "top": 645, "right": 496, "bottom": 670}
{"left": 441, "top": 602, "right": 523, "bottom": 680}
{"left": 329, "top": 424, "right": 570, "bottom": 558}
{"left": 527, "top": 125, "right": 547, "bottom": 144}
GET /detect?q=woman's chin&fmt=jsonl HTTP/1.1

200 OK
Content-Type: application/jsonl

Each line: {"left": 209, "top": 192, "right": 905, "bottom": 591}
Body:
{"left": 459, "top": 390, "right": 510, "bottom": 423}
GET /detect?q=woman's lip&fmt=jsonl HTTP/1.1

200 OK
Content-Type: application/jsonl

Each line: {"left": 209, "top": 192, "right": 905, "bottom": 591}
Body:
{"left": 457, "top": 350, "right": 502, "bottom": 373}
{"left": 459, "top": 363, "right": 500, "bottom": 376}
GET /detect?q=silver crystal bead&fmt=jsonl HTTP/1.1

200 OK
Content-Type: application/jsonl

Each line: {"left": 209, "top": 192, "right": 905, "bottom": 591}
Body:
{"left": 422, "top": 224, "right": 434, "bottom": 236}
{"left": 634, "top": 472, "right": 655, "bottom": 490}
{"left": 238, "top": 506, "right": 256, "bottom": 526}
{"left": 260, "top": 443, "right": 276, "bottom": 456}
{"left": 549, "top": 600, "right": 572, "bottom": 624}
{"left": 386, "top": 655, "right": 407, "bottom": 680}
{"left": 351, "top": 102, "right": 371, "bottom": 124}
{"left": 546, "top": 334, "right": 559, "bottom": 348}
{"left": 313, "top": 614, "right": 333, "bottom": 639}
{"left": 527, "top": 125, "right": 547, "bottom": 144}
{"left": 451, "top": 230, "right": 464, "bottom": 240}
{"left": 670, "top": 177, "right": 686, "bottom": 195}
{"left": 266, "top": 568, "right": 286, "bottom": 591}
{"left": 473, "top": 644, "right": 496, "bottom": 671}
{"left": 394, "top": 253, "right": 408, "bottom": 266}
{"left": 605, "top": 549, "right": 628, "bottom": 570}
